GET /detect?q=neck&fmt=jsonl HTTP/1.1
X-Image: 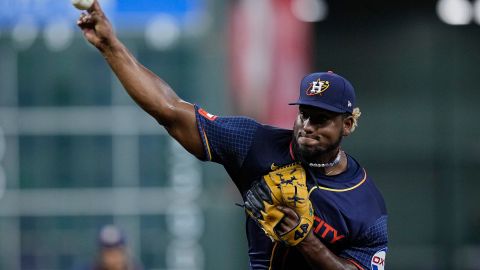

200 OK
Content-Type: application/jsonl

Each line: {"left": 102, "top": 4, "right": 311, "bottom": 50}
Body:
{"left": 308, "top": 148, "right": 342, "bottom": 168}
{"left": 307, "top": 149, "right": 348, "bottom": 176}
{"left": 323, "top": 151, "right": 347, "bottom": 176}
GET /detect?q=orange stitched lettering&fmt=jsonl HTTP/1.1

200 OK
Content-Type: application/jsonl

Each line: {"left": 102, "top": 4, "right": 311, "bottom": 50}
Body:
{"left": 314, "top": 216, "right": 325, "bottom": 234}
{"left": 321, "top": 223, "right": 334, "bottom": 238}
{"left": 331, "top": 229, "right": 345, "bottom": 243}
{"left": 313, "top": 216, "right": 345, "bottom": 244}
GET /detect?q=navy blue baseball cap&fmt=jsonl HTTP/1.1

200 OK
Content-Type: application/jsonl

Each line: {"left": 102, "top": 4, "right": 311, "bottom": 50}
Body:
{"left": 289, "top": 71, "right": 356, "bottom": 114}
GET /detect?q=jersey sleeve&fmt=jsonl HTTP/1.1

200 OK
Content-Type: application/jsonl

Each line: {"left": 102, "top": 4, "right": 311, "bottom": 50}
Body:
{"left": 194, "top": 105, "right": 261, "bottom": 168}
{"left": 339, "top": 215, "right": 388, "bottom": 270}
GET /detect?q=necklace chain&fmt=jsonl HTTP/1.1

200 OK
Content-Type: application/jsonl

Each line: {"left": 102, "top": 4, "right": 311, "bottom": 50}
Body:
{"left": 308, "top": 150, "right": 342, "bottom": 168}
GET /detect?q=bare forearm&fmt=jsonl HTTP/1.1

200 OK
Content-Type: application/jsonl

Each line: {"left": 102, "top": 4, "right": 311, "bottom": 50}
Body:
{"left": 77, "top": 1, "right": 203, "bottom": 157}
{"left": 101, "top": 40, "right": 203, "bottom": 157}
{"left": 296, "top": 232, "right": 358, "bottom": 270}
{"left": 102, "top": 39, "right": 183, "bottom": 126}
{"left": 276, "top": 207, "right": 359, "bottom": 270}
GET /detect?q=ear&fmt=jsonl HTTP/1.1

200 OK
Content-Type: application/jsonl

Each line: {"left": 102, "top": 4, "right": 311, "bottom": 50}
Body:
{"left": 342, "top": 115, "right": 354, "bottom": 136}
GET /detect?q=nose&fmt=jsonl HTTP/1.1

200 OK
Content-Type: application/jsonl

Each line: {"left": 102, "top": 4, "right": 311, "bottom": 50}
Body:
{"left": 302, "top": 117, "right": 315, "bottom": 133}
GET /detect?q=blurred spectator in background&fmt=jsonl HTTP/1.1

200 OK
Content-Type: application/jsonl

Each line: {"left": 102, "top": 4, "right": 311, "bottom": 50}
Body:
{"left": 74, "top": 225, "right": 143, "bottom": 270}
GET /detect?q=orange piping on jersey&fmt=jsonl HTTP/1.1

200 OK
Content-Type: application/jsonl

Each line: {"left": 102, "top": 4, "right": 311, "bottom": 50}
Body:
{"left": 202, "top": 129, "right": 213, "bottom": 161}
{"left": 268, "top": 242, "right": 279, "bottom": 270}
{"left": 346, "top": 258, "right": 365, "bottom": 270}
{"left": 289, "top": 141, "right": 295, "bottom": 160}
{"left": 309, "top": 169, "right": 368, "bottom": 194}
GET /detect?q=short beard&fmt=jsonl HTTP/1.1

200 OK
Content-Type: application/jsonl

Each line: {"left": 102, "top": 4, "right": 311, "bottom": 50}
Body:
{"left": 292, "top": 134, "right": 343, "bottom": 165}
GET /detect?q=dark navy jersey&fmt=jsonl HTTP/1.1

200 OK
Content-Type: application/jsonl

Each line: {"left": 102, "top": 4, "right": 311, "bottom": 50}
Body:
{"left": 195, "top": 105, "right": 388, "bottom": 270}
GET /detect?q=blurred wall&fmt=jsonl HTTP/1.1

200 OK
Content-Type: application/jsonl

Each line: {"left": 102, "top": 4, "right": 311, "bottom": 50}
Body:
{"left": 315, "top": 1, "right": 480, "bottom": 270}
{"left": 0, "top": 1, "right": 245, "bottom": 270}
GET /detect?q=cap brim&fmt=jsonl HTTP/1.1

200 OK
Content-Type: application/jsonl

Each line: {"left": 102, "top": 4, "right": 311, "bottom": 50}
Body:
{"left": 288, "top": 101, "right": 346, "bottom": 113}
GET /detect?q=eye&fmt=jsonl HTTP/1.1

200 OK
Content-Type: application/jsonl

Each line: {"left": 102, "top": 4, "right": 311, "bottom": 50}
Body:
{"left": 309, "top": 115, "right": 330, "bottom": 125}
{"left": 300, "top": 111, "right": 312, "bottom": 121}
{"left": 310, "top": 117, "right": 325, "bottom": 124}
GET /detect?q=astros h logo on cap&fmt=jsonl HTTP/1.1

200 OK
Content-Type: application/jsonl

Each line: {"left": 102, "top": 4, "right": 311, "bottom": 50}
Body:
{"left": 289, "top": 71, "right": 356, "bottom": 114}
{"left": 306, "top": 79, "right": 330, "bottom": 96}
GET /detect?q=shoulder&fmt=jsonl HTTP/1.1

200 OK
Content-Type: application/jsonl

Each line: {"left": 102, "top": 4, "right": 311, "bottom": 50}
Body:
{"left": 340, "top": 155, "right": 386, "bottom": 211}
{"left": 253, "top": 124, "right": 293, "bottom": 145}
{"left": 343, "top": 162, "right": 388, "bottom": 238}
{"left": 195, "top": 105, "right": 261, "bottom": 129}
{"left": 348, "top": 155, "right": 387, "bottom": 217}
{"left": 243, "top": 124, "right": 293, "bottom": 167}
{"left": 194, "top": 105, "right": 264, "bottom": 163}
{"left": 341, "top": 157, "right": 387, "bottom": 227}
{"left": 194, "top": 104, "right": 291, "bottom": 138}
{"left": 235, "top": 125, "right": 295, "bottom": 192}
{"left": 309, "top": 155, "right": 387, "bottom": 236}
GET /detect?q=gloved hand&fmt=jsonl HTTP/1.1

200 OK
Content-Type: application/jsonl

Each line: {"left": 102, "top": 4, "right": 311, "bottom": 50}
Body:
{"left": 244, "top": 163, "right": 314, "bottom": 246}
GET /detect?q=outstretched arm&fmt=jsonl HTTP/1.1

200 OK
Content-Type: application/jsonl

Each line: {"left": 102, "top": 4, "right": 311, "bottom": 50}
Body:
{"left": 77, "top": 0, "right": 204, "bottom": 158}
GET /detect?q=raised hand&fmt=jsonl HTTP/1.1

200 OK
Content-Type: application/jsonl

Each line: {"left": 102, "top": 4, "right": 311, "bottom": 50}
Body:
{"left": 76, "top": 0, "right": 117, "bottom": 52}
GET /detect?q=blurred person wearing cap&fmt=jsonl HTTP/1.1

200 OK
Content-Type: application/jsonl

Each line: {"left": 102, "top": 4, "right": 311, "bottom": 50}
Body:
{"left": 77, "top": 2, "right": 387, "bottom": 270}
{"left": 74, "top": 225, "right": 142, "bottom": 270}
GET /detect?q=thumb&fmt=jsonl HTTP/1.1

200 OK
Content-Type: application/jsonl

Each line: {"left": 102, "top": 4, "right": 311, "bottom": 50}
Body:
{"left": 277, "top": 206, "right": 299, "bottom": 220}
{"left": 82, "top": 27, "right": 102, "bottom": 47}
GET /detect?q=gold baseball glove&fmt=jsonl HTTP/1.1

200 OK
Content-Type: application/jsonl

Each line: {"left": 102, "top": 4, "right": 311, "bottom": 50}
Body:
{"left": 244, "top": 163, "right": 314, "bottom": 246}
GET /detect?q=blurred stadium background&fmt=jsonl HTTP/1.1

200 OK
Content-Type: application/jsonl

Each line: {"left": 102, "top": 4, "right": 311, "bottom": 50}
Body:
{"left": 0, "top": 0, "right": 479, "bottom": 269}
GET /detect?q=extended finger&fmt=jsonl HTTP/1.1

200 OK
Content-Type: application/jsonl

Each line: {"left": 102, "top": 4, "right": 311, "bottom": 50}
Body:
{"left": 88, "top": 0, "right": 104, "bottom": 16}
{"left": 245, "top": 190, "right": 263, "bottom": 219}
{"left": 277, "top": 206, "right": 299, "bottom": 225}
{"left": 274, "top": 207, "right": 297, "bottom": 235}
{"left": 77, "top": 13, "right": 87, "bottom": 25}
{"left": 78, "top": 13, "right": 98, "bottom": 27}
{"left": 252, "top": 181, "right": 272, "bottom": 204}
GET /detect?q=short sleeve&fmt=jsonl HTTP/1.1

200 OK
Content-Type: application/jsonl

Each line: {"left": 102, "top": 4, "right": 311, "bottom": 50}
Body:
{"left": 195, "top": 105, "right": 261, "bottom": 168}
{"left": 340, "top": 215, "right": 388, "bottom": 270}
